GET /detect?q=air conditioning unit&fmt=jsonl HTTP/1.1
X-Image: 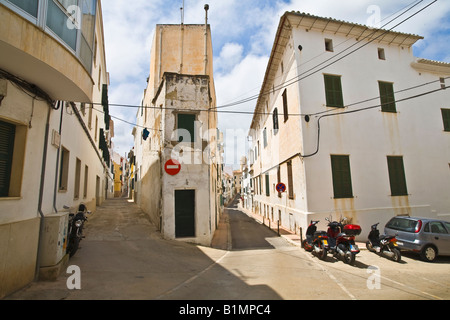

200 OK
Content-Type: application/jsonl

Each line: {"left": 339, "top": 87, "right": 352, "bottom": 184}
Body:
{"left": 40, "top": 212, "right": 69, "bottom": 267}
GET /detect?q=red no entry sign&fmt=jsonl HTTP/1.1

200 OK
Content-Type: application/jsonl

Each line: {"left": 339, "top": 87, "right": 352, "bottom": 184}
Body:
{"left": 276, "top": 183, "right": 286, "bottom": 193}
{"left": 165, "top": 159, "right": 181, "bottom": 175}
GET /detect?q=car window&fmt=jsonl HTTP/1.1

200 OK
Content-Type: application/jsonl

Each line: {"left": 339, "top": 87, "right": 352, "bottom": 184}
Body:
{"left": 428, "top": 222, "right": 448, "bottom": 234}
{"left": 386, "top": 217, "right": 418, "bottom": 232}
{"left": 444, "top": 222, "right": 450, "bottom": 233}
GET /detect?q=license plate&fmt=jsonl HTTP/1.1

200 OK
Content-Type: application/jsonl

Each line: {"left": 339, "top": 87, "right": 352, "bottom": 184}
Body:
{"left": 393, "top": 242, "right": 398, "bottom": 246}
{"left": 350, "top": 245, "right": 359, "bottom": 252}
{"left": 323, "top": 240, "right": 328, "bottom": 246}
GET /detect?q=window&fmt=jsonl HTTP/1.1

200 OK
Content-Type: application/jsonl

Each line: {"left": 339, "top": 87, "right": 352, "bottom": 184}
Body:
{"left": 46, "top": 0, "right": 78, "bottom": 51}
{"left": 379, "top": 81, "right": 396, "bottom": 113}
{"left": 265, "top": 173, "right": 270, "bottom": 196}
{"left": 387, "top": 156, "right": 408, "bottom": 196}
{"left": 324, "top": 74, "right": 344, "bottom": 108}
{"left": 0, "top": 120, "right": 15, "bottom": 197}
{"left": 287, "top": 161, "right": 294, "bottom": 199}
{"left": 378, "top": 48, "right": 386, "bottom": 60}
{"left": 83, "top": 165, "right": 88, "bottom": 198}
{"left": 263, "top": 128, "right": 268, "bottom": 148}
{"left": 74, "top": 158, "right": 81, "bottom": 199}
{"left": 441, "top": 108, "right": 450, "bottom": 132}
{"left": 59, "top": 147, "right": 70, "bottom": 191}
{"left": 424, "top": 221, "right": 448, "bottom": 234}
{"left": 331, "top": 155, "right": 353, "bottom": 199}
{"left": 325, "top": 39, "right": 334, "bottom": 52}
{"left": 177, "top": 113, "right": 196, "bottom": 143}
{"left": 273, "top": 108, "right": 279, "bottom": 133}
{"left": 7, "top": 0, "right": 38, "bottom": 17}
{"left": 282, "top": 89, "right": 288, "bottom": 122}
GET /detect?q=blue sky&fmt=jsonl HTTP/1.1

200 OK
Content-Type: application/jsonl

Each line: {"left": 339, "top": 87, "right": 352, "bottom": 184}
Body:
{"left": 102, "top": 0, "right": 450, "bottom": 164}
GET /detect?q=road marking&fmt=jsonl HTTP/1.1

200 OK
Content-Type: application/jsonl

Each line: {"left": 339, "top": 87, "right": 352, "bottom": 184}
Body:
{"left": 304, "top": 253, "right": 357, "bottom": 300}
{"left": 379, "top": 274, "right": 444, "bottom": 300}
{"left": 155, "top": 251, "right": 230, "bottom": 299}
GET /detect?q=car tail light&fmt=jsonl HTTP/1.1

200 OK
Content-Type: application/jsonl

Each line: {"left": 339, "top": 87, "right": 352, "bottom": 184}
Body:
{"left": 415, "top": 220, "right": 422, "bottom": 233}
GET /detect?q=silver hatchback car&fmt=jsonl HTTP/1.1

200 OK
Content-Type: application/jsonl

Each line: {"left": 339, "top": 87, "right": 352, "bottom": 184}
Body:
{"left": 384, "top": 216, "right": 450, "bottom": 262}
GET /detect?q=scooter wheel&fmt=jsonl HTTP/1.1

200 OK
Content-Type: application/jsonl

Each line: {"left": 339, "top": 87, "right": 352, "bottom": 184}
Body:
{"left": 344, "top": 251, "right": 355, "bottom": 265}
{"left": 366, "top": 241, "right": 376, "bottom": 253}
{"left": 391, "top": 248, "right": 401, "bottom": 263}
{"left": 319, "top": 248, "right": 327, "bottom": 260}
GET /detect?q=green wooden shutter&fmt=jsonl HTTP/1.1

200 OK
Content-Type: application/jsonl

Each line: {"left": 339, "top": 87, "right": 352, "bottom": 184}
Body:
{"left": 441, "top": 109, "right": 450, "bottom": 132}
{"left": 177, "top": 114, "right": 196, "bottom": 142}
{"left": 175, "top": 190, "right": 196, "bottom": 237}
{"left": 331, "top": 155, "right": 353, "bottom": 198}
{"left": 379, "top": 81, "right": 396, "bottom": 113}
{"left": 273, "top": 108, "right": 279, "bottom": 133}
{"left": 324, "top": 75, "right": 344, "bottom": 108}
{"left": 287, "top": 161, "right": 294, "bottom": 199}
{"left": 0, "top": 121, "right": 15, "bottom": 197}
{"left": 387, "top": 156, "right": 408, "bottom": 196}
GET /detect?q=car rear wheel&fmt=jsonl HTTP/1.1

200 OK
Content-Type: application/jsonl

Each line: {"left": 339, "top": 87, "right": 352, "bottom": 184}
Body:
{"left": 420, "top": 245, "right": 437, "bottom": 262}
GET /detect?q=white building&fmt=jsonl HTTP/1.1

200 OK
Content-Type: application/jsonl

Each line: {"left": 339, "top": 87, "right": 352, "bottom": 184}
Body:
{"left": 249, "top": 11, "right": 450, "bottom": 240}
{"left": 0, "top": 0, "right": 112, "bottom": 297}
{"left": 133, "top": 17, "right": 222, "bottom": 246}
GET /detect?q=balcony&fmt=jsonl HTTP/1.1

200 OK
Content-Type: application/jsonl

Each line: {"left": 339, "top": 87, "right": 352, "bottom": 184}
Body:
{"left": 0, "top": 1, "right": 97, "bottom": 102}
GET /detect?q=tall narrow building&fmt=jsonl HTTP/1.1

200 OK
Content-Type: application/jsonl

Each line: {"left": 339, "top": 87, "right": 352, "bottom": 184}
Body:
{"left": 133, "top": 7, "right": 222, "bottom": 246}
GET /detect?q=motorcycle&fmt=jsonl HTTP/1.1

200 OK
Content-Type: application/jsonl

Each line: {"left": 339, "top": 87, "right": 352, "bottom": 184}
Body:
{"left": 366, "top": 223, "right": 401, "bottom": 262}
{"left": 302, "top": 220, "right": 320, "bottom": 252}
{"left": 324, "top": 216, "right": 361, "bottom": 265}
{"left": 65, "top": 203, "right": 90, "bottom": 257}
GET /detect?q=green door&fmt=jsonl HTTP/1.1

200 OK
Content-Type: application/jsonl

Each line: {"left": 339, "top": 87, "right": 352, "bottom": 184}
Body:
{"left": 175, "top": 190, "right": 195, "bottom": 238}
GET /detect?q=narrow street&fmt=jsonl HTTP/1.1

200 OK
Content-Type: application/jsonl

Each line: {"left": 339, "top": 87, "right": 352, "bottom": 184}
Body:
{"left": 5, "top": 197, "right": 450, "bottom": 301}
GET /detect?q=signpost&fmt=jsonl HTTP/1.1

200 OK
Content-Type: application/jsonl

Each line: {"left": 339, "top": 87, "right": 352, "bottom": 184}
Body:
{"left": 165, "top": 159, "right": 181, "bottom": 176}
{"left": 276, "top": 183, "right": 286, "bottom": 193}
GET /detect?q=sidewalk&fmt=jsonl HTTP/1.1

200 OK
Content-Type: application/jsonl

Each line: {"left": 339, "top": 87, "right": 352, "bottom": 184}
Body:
{"left": 226, "top": 201, "right": 366, "bottom": 250}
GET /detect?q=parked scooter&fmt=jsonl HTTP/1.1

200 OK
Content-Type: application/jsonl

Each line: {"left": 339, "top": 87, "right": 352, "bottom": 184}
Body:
{"left": 302, "top": 220, "right": 320, "bottom": 252}
{"left": 366, "top": 223, "right": 401, "bottom": 262}
{"left": 66, "top": 203, "right": 90, "bottom": 257}
{"left": 325, "top": 216, "right": 361, "bottom": 265}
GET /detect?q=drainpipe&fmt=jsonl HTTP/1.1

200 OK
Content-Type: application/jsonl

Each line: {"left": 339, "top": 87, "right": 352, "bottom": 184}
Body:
{"left": 52, "top": 101, "right": 64, "bottom": 213}
{"left": 35, "top": 101, "right": 52, "bottom": 280}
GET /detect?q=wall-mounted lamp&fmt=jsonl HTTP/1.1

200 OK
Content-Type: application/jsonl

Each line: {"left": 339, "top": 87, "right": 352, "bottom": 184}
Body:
{"left": 298, "top": 45, "right": 303, "bottom": 51}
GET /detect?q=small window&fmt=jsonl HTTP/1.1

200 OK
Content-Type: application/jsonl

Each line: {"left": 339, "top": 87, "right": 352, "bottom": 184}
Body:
{"left": 331, "top": 155, "right": 353, "bottom": 199}
{"left": 324, "top": 74, "right": 344, "bottom": 108}
{"left": 325, "top": 39, "right": 334, "bottom": 52}
{"left": 263, "top": 128, "right": 268, "bottom": 148}
{"left": 441, "top": 109, "right": 450, "bottom": 132}
{"left": 287, "top": 161, "right": 294, "bottom": 199}
{"left": 387, "top": 156, "right": 408, "bottom": 196}
{"left": 83, "top": 165, "right": 89, "bottom": 198}
{"left": 177, "top": 113, "right": 196, "bottom": 143}
{"left": 378, "top": 48, "right": 386, "bottom": 60}
{"left": 379, "top": 81, "right": 396, "bottom": 113}
{"left": 74, "top": 158, "right": 81, "bottom": 199}
{"left": 0, "top": 120, "right": 15, "bottom": 197}
{"left": 273, "top": 108, "right": 279, "bottom": 134}
{"left": 59, "top": 147, "right": 70, "bottom": 191}
{"left": 282, "top": 89, "right": 288, "bottom": 122}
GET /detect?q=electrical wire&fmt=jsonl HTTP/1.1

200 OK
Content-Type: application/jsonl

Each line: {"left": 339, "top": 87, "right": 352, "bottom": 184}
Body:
{"left": 216, "top": 0, "right": 435, "bottom": 110}
{"left": 300, "top": 85, "right": 450, "bottom": 158}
